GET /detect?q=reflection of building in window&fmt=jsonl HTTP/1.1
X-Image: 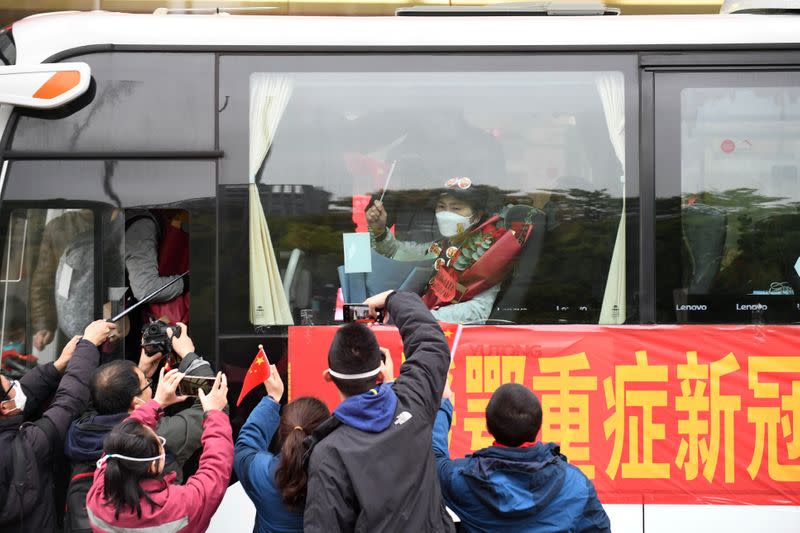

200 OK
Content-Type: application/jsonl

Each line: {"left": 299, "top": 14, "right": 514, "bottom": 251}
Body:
{"left": 262, "top": 185, "right": 330, "bottom": 217}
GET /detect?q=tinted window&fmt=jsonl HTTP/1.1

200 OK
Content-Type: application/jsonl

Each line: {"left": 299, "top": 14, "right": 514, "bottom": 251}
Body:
{"left": 11, "top": 53, "right": 214, "bottom": 152}
{"left": 655, "top": 72, "right": 800, "bottom": 323}
{"left": 219, "top": 55, "right": 639, "bottom": 329}
{"left": 0, "top": 160, "right": 216, "bottom": 374}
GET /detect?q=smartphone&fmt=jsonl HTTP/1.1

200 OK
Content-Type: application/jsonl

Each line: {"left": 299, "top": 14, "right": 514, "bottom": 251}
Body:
{"left": 342, "top": 303, "right": 384, "bottom": 323}
{"left": 178, "top": 374, "right": 216, "bottom": 397}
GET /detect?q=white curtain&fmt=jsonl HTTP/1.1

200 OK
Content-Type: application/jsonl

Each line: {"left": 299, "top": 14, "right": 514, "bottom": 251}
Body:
{"left": 249, "top": 75, "right": 294, "bottom": 325}
{"left": 596, "top": 72, "right": 626, "bottom": 325}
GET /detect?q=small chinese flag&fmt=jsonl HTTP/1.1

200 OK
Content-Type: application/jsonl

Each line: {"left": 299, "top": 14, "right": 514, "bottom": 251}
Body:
{"left": 236, "top": 344, "right": 271, "bottom": 406}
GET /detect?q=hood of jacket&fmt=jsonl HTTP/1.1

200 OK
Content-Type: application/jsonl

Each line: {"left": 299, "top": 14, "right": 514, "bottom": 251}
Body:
{"left": 64, "top": 411, "right": 127, "bottom": 463}
{"left": 333, "top": 383, "right": 398, "bottom": 433}
{"left": 460, "top": 442, "right": 566, "bottom": 518}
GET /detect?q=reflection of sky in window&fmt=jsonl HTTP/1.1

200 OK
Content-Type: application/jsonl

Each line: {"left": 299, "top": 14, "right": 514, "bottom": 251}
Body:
{"left": 681, "top": 87, "right": 800, "bottom": 204}
{"left": 256, "top": 71, "right": 623, "bottom": 202}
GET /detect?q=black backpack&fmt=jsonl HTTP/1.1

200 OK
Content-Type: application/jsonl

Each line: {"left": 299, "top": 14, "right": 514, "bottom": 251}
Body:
{"left": 63, "top": 417, "right": 118, "bottom": 533}
{"left": 64, "top": 461, "right": 97, "bottom": 533}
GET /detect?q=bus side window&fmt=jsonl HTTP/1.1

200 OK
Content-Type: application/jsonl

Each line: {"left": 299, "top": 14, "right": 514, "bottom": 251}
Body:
{"left": 0, "top": 208, "right": 98, "bottom": 376}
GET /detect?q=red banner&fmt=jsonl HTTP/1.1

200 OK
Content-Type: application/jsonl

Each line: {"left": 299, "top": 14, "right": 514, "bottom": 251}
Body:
{"left": 288, "top": 324, "right": 800, "bottom": 505}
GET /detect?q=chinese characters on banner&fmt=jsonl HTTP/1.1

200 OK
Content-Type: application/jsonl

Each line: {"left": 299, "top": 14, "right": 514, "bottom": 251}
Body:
{"left": 288, "top": 324, "right": 800, "bottom": 504}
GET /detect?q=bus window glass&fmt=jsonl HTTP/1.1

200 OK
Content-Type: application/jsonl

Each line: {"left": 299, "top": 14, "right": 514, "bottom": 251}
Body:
{"left": 655, "top": 74, "right": 800, "bottom": 323}
{"left": 0, "top": 160, "right": 213, "bottom": 374}
{"left": 10, "top": 53, "right": 214, "bottom": 152}
{"left": 0, "top": 208, "right": 111, "bottom": 375}
{"left": 240, "top": 69, "right": 634, "bottom": 326}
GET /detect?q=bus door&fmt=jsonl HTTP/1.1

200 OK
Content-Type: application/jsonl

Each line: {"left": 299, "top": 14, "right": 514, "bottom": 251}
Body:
{"left": 0, "top": 51, "right": 218, "bottom": 377}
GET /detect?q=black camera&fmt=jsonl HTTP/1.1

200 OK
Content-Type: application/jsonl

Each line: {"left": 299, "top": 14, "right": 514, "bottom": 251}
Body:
{"left": 141, "top": 320, "right": 180, "bottom": 357}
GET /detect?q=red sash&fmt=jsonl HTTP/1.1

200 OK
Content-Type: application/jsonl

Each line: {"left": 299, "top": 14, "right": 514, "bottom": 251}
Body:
{"left": 148, "top": 219, "right": 190, "bottom": 324}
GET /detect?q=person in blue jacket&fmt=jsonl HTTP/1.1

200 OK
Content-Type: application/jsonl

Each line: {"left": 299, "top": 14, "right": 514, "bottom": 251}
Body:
{"left": 433, "top": 382, "right": 611, "bottom": 533}
{"left": 234, "top": 364, "right": 330, "bottom": 533}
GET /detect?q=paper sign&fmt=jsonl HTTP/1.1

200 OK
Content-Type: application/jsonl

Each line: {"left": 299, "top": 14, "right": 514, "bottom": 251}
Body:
{"left": 57, "top": 264, "right": 73, "bottom": 299}
{"left": 430, "top": 268, "right": 457, "bottom": 302}
{"left": 343, "top": 233, "right": 372, "bottom": 274}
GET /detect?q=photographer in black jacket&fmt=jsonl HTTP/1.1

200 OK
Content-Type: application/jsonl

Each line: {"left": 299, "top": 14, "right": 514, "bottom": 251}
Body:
{"left": 304, "top": 290, "right": 455, "bottom": 533}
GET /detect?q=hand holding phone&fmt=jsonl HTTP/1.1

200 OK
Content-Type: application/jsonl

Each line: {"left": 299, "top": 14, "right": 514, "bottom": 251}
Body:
{"left": 342, "top": 303, "right": 384, "bottom": 323}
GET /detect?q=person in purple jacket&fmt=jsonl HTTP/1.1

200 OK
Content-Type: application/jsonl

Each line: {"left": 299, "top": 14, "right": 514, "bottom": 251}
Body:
{"left": 235, "top": 365, "right": 330, "bottom": 533}
{"left": 0, "top": 319, "right": 116, "bottom": 533}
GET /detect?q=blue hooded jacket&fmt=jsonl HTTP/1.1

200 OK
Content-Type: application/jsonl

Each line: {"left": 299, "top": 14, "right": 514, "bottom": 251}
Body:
{"left": 235, "top": 397, "right": 305, "bottom": 533}
{"left": 64, "top": 411, "right": 128, "bottom": 463}
{"left": 432, "top": 399, "right": 611, "bottom": 533}
{"left": 333, "top": 383, "right": 398, "bottom": 433}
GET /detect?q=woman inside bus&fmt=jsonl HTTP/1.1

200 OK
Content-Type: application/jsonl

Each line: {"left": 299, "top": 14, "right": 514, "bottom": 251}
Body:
{"left": 234, "top": 366, "right": 330, "bottom": 533}
{"left": 86, "top": 368, "right": 232, "bottom": 533}
{"left": 367, "top": 177, "right": 526, "bottom": 324}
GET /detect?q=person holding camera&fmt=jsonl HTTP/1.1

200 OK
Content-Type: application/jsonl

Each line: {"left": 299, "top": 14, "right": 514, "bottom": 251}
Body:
{"left": 86, "top": 368, "right": 232, "bottom": 533}
{"left": 63, "top": 323, "right": 216, "bottom": 532}
{"left": 303, "top": 290, "right": 455, "bottom": 533}
{"left": 234, "top": 365, "right": 330, "bottom": 533}
{"left": 0, "top": 319, "right": 116, "bottom": 533}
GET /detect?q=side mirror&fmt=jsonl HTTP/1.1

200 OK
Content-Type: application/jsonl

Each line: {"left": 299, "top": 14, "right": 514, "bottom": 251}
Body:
{"left": 0, "top": 62, "right": 91, "bottom": 109}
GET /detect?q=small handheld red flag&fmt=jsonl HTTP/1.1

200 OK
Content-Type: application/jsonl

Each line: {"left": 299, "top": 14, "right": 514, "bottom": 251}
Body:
{"left": 236, "top": 344, "right": 271, "bottom": 406}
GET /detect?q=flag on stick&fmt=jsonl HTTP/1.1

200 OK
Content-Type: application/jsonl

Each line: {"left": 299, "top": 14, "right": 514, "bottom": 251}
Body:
{"left": 236, "top": 344, "right": 271, "bottom": 406}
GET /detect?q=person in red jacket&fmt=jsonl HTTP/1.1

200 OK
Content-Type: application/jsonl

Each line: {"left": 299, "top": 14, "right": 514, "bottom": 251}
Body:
{"left": 86, "top": 368, "right": 232, "bottom": 533}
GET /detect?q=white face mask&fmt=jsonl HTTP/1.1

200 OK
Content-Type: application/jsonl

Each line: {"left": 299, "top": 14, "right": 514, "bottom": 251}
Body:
{"left": 436, "top": 211, "right": 473, "bottom": 237}
{"left": 1, "top": 380, "right": 27, "bottom": 414}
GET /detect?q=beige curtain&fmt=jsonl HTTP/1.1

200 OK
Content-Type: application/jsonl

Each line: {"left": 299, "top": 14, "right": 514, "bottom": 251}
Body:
{"left": 249, "top": 75, "right": 293, "bottom": 325}
{"left": 596, "top": 72, "right": 626, "bottom": 325}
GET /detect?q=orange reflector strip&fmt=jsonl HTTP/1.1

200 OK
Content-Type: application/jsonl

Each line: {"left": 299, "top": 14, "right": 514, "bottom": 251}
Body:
{"left": 32, "top": 71, "right": 80, "bottom": 100}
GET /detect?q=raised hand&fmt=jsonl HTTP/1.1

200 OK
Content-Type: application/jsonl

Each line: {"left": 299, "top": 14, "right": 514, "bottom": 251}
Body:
{"left": 199, "top": 372, "right": 228, "bottom": 412}
{"left": 153, "top": 367, "right": 189, "bottom": 407}
{"left": 83, "top": 320, "right": 117, "bottom": 346}
{"left": 263, "top": 365, "right": 284, "bottom": 403}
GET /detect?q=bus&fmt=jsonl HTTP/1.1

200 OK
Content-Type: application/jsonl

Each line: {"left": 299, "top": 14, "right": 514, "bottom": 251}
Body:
{"left": 0, "top": 5, "right": 799, "bottom": 532}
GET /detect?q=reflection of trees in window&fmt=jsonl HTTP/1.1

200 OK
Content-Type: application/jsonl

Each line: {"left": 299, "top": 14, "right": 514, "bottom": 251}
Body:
{"left": 657, "top": 187, "right": 800, "bottom": 303}
{"left": 511, "top": 187, "right": 622, "bottom": 323}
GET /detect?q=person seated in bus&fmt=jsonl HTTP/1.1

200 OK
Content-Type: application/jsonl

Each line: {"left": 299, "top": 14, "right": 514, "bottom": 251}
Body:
{"left": 234, "top": 365, "right": 330, "bottom": 533}
{"left": 366, "top": 178, "right": 533, "bottom": 324}
{"left": 0, "top": 319, "right": 115, "bottom": 533}
{"left": 125, "top": 209, "right": 189, "bottom": 324}
{"left": 86, "top": 368, "right": 232, "bottom": 533}
{"left": 433, "top": 382, "right": 611, "bottom": 533}
{"left": 63, "top": 323, "right": 215, "bottom": 532}
{"left": 303, "top": 290, "right": 454, "bottom": 533}
{"left": 30, "top": 209, "right": 94, "bottom": 351}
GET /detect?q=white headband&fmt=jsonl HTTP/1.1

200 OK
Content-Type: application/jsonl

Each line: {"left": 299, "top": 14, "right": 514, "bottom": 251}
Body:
{"left": 327, "top": 366, "right": 382, "bottom": 380}
{"left": 96, "top": 452, "right": 164, "bottom": 469}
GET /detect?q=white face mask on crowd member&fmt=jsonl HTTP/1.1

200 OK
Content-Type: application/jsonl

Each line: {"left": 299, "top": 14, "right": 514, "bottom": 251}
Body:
{"left": 436, "top": 211, "right": 473, "bottom": 237}
{"left": 0, "top": 379, "right": 27, "bottom": 415}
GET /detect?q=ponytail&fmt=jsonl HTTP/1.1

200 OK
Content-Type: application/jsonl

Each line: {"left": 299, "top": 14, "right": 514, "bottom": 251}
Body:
{"left": 274, "top": 397, "right": 330, "bottom": 509}
{"left": 101, "top": 419, "right": 163, "bottom": 520}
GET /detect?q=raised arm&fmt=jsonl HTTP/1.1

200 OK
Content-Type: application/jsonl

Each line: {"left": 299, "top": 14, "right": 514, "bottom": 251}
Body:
{"left": 155, "top": 328, "right": 219, "bottom": 466}
{"left": 26, "top": 323, "right": 112, "bottom": 461}
{"left": 125, "top": 217, "right": 184, "bottom": 302}
{"left": 432, "top": 398, "right": 464, "bottom": 507}
{"left": 234, "top": 397, "right": 280, "bottom": 489}
{"left": 378, "top": 291, "right": 451, "bottom": 420}
{"left": 181, "top": 373, "right": 234, "bottom": 532}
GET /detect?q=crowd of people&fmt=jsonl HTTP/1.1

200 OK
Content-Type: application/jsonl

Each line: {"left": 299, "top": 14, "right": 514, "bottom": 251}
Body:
{"left": 0, "top": 290, "right": 610, "bottom": 533}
